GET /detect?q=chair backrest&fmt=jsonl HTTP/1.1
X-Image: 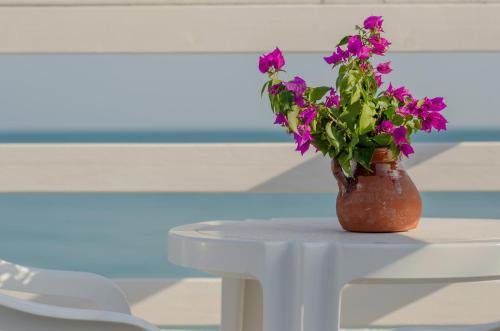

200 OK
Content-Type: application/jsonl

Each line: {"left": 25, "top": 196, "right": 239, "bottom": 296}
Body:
{"left": 0, "top": 260, "right": 131, "bottom": 314}
{"left": 0, "top": 259, "right": 159, "bottom": 331}
{"left": 0, "top": 293, "right": 158, "bottom": 331}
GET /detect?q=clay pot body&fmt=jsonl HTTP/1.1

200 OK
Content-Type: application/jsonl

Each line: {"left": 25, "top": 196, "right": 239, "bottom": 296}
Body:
{"left": 332, "top": 148, "right": 422, "bottom": 233}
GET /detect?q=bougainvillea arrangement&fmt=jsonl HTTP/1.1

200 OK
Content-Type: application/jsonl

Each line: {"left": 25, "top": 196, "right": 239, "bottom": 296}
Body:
{"left": 259, "top": 16, "right": 447, "bottom": 176}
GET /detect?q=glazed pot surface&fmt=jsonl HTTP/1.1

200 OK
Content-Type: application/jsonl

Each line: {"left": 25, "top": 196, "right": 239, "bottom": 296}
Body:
{"left": 332, "top": 148, "right": 422, "bottom": 233}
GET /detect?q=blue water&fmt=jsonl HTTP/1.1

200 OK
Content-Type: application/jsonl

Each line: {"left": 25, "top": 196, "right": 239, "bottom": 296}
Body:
{"left": 1, "top": 192, "right": 499, "bottom": 278}
{"left": 0, "top": 129, "right": 499, "bottom": 143}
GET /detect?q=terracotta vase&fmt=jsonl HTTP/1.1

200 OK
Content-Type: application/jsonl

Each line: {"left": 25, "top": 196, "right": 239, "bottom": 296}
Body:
{"left": 331, "top": 148, "right": 422, "bottom": 233}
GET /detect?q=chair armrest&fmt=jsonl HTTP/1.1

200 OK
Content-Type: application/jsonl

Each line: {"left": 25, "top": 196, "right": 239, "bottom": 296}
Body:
{"left": 0, "top": 293, "right": 159, "bottom": 331}
{"left": 0, "top": 260, "right": 130, "bottom": 314}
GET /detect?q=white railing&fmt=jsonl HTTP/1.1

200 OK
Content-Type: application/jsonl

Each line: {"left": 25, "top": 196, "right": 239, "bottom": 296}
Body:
{"left": 0, "top": 2, "right": 497, "bottom": 52}
{"left": 0, "top": 142, "right": 499, "bottom": 192}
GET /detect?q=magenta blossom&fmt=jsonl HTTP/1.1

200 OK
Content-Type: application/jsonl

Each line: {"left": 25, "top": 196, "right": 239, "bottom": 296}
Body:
{"left": 399, "top": 143, "right": 415, "bottom": 157}
{"left": 378, "top": 120, "right": 395, "bottom": 133}
{"left": 393, "top": 126, "right": 407, "bottom": 145}
{"left": 293, "top": 124, "right": 312, "bottom": 155}
{"left": 421, "top": 111, "right": 448, "bottom": 132}
{"left": 325, "top": 88, "right": 340, "bottom": 108}
{"left": 347, "top": 35, "right": 363, "bottom": 55}
{"left": 324, "top": 46, "right": 349, "bottom": 66}
{"left": 358, "top": 46, "right": 371, "bottom": 60}
{"left": 368, "top": 36, "right": 390, "bottom": 56}
{"left": 285, "top": 76, "right": 307, "bottom": 95}
{"left": 359, "top": 62, "right": 370, "bottom": 72}
{"left": 285, "top": 76, "right": 307, "bottom": 107}
{"left": 429, "top": 97, "right": 447, "bottom": 111}
{"left": 274, "top": 113, "right": 288, "bottom": 127}
{"left": 299, "top": 106, "right": 317, "bottom": 125}
{"left": 399, "top": 98, "right": 418, "bottom": 115}
{"left": 259, "top": 47, "right": 285, "bottom": 73}
{"left": 386, "top": 83, "right": 412, "bottom": 102}
{"left": 374, "top": 74, "right": 383, "bottom": 87}
{"left": 363, "top": 16, "right": 384, "bottom": 32}
{"left": 421, "top": 97, "right": 447, "bottom": 112}
{"left": 376, "top": 61, "right": 392, "bottom": 74}
{"left": 269, "top": 83, "right": 282, "bottom": 95}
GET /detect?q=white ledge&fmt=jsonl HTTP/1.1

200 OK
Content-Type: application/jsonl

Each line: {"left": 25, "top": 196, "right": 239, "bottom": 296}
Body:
{"left": 0, "top": 4, "right": 497, "bottom": 52}
{"left": 0, "top": 142, "right": 498, "bottom": 192}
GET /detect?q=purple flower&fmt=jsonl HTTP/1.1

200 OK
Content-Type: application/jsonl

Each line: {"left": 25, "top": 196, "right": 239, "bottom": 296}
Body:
{"left": 324, "top": 46, "right": 349, "bottom": 66}
{"left": 399, "top": 143, "right": 414, "bottom": 157}
{"left": 421, "top": 111, "right": 448, "bottom": 132}
{"left": 274, "top": 113, "right": 288, "bottom": 127}
{"left": 393, "top": 126, "right": 407, "bottom": 145}
{"left": 376, "top": 61, "right": 392, "bottom": 74}
{"left": 374, "top": 74, "right": 383, "bottom": 87}
{"left": 421, "top": 97, "right": 447, "bottom": 112}
{"left": 360, "top": 62, "right": 370, "bottom": 72}
{"left": 325, "top": 88, "right": 340, "bottom": 108}
{"left": 285, "top": 76, "right": 308, "bottom": 107}
{"left": 258, "top": 47, "right": 285, "bottom": 73}
{"left": 368, "top": 36, "right": 391, "bottom": 55}
{"left": 285, "top": 76, "right": 307, "bottom": 95}
{"left": 399, "top": 98, "right": 418, "bottom": 115}
{"left": 378, "top": 120, "right": 395, "bottom": 133}
{"left": 299, "top": 106, "right": 317, "bottom": 125}
{"left": 270, "top": 83, "right": 282, "bottom": 95}
{"left": 363, "top": 16, "right": 384, "bottom": 32}
{"left": 358, "top": 46, "right": 372, "bottom": 60}
{"left": 429, "top": 97, "right": 447, "bottom": 111}
{"left": 293, "top": 124, "right": 312, "bottom": 155}
{"left": 386, "top": 83, "right": 412, "bottom": 102}
{"left": 347, "top": 35, "right": 363, "bottom": 55}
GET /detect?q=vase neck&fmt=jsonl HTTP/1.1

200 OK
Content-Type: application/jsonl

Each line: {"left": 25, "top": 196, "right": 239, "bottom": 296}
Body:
{"left": 371, "top": 148, "right": 397, "bottom": 163}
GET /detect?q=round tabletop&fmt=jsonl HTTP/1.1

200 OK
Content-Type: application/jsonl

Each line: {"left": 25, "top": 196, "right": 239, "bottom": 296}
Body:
{"left": 172, "top": 217, "right": 500, "bottom": 244}
{"left": 168, "top": 218, "right": 500, "bottom": 281}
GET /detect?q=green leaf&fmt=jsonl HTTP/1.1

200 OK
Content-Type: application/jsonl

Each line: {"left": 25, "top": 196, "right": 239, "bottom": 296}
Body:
{"left": 312, "top": 136, "right": 329, "bottom": 156}
{"left": 311, "top": 119, "right": 317, "bottom": 132}
{"left": 358, "top": 135, "right": 375, "bottom": 147}
{"left": 373, "top": 133, "right": 391, "bottom": 146}
{"left": 337, "top": 36, "right": 349, "bottom": 47}
{"left": 336, "top": 65, "right": 348, "bottom": 89}
{"left": 278, "top": 91, "right": 294, "bottom": 111}
{"left": 350, "top": 86, "right": 361, "bottom": 105}
{"left": 349, "top": 132, "right": 359, "bottom": 153}
{"left": 308, "top": 86, "right": 330, "bottom": 102}
{"left": 260, "top": 81, "right": 269, "bottom": 97}
{"left": 390, "top": 142, "right": 401, "bottom": 159}
{"left": 287, "top": 107, "right": 300, "bottom": 133}
{"left": 337, "top": 152, "right": 353, "bottom": 177}
{"left": 325, "top": 122, "right": 340, "bottom": 153}
{"left": 357, "top": 103, "right": 376, "bottom": 135}
{"left": 414, "top": 118, "right": 422, "bottom": 130}
{"left": 269, "top": 93, "right": 277, "bottom": 113}
{"left": 392, "top": 114, "right": 404, "bottom": 126}
{"left": 347, "top": 71, "right": 360, "bottom": 86}
{"left": 339, "top": 102, "right": 361, "bottom": 130}
{"left": 354, "top": 146, "right": 375, "bottom": 171}
{"left": 384, "top": 104, "right": 396, "bottom": 119}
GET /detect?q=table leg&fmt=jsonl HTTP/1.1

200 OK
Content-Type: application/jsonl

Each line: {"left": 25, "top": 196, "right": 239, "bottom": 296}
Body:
{"left": 259, "top": 244, "right": 345, "bottom": 331}
{"left": 221, "top": 278, "right": 264, "bottom": 331}
{"left": 300, "top": 245, "right": 345, "bottom": 331}
{"left": 221, "top": 278, "right": 245, "bottom": 331}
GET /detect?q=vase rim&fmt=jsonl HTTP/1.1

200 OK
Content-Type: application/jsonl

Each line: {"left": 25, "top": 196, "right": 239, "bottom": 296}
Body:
{"left": 372, "top": 147, "right": 397, "bottom": 163}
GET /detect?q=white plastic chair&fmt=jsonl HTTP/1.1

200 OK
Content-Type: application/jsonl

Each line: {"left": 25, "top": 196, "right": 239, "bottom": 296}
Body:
{"left": 0, "top": 259, "right": 160, "bottom": 331}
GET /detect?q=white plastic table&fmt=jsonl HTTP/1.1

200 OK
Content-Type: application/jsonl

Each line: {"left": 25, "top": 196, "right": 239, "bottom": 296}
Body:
{"left": 168, "top": 218, "right": 500, "bottom": 331}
